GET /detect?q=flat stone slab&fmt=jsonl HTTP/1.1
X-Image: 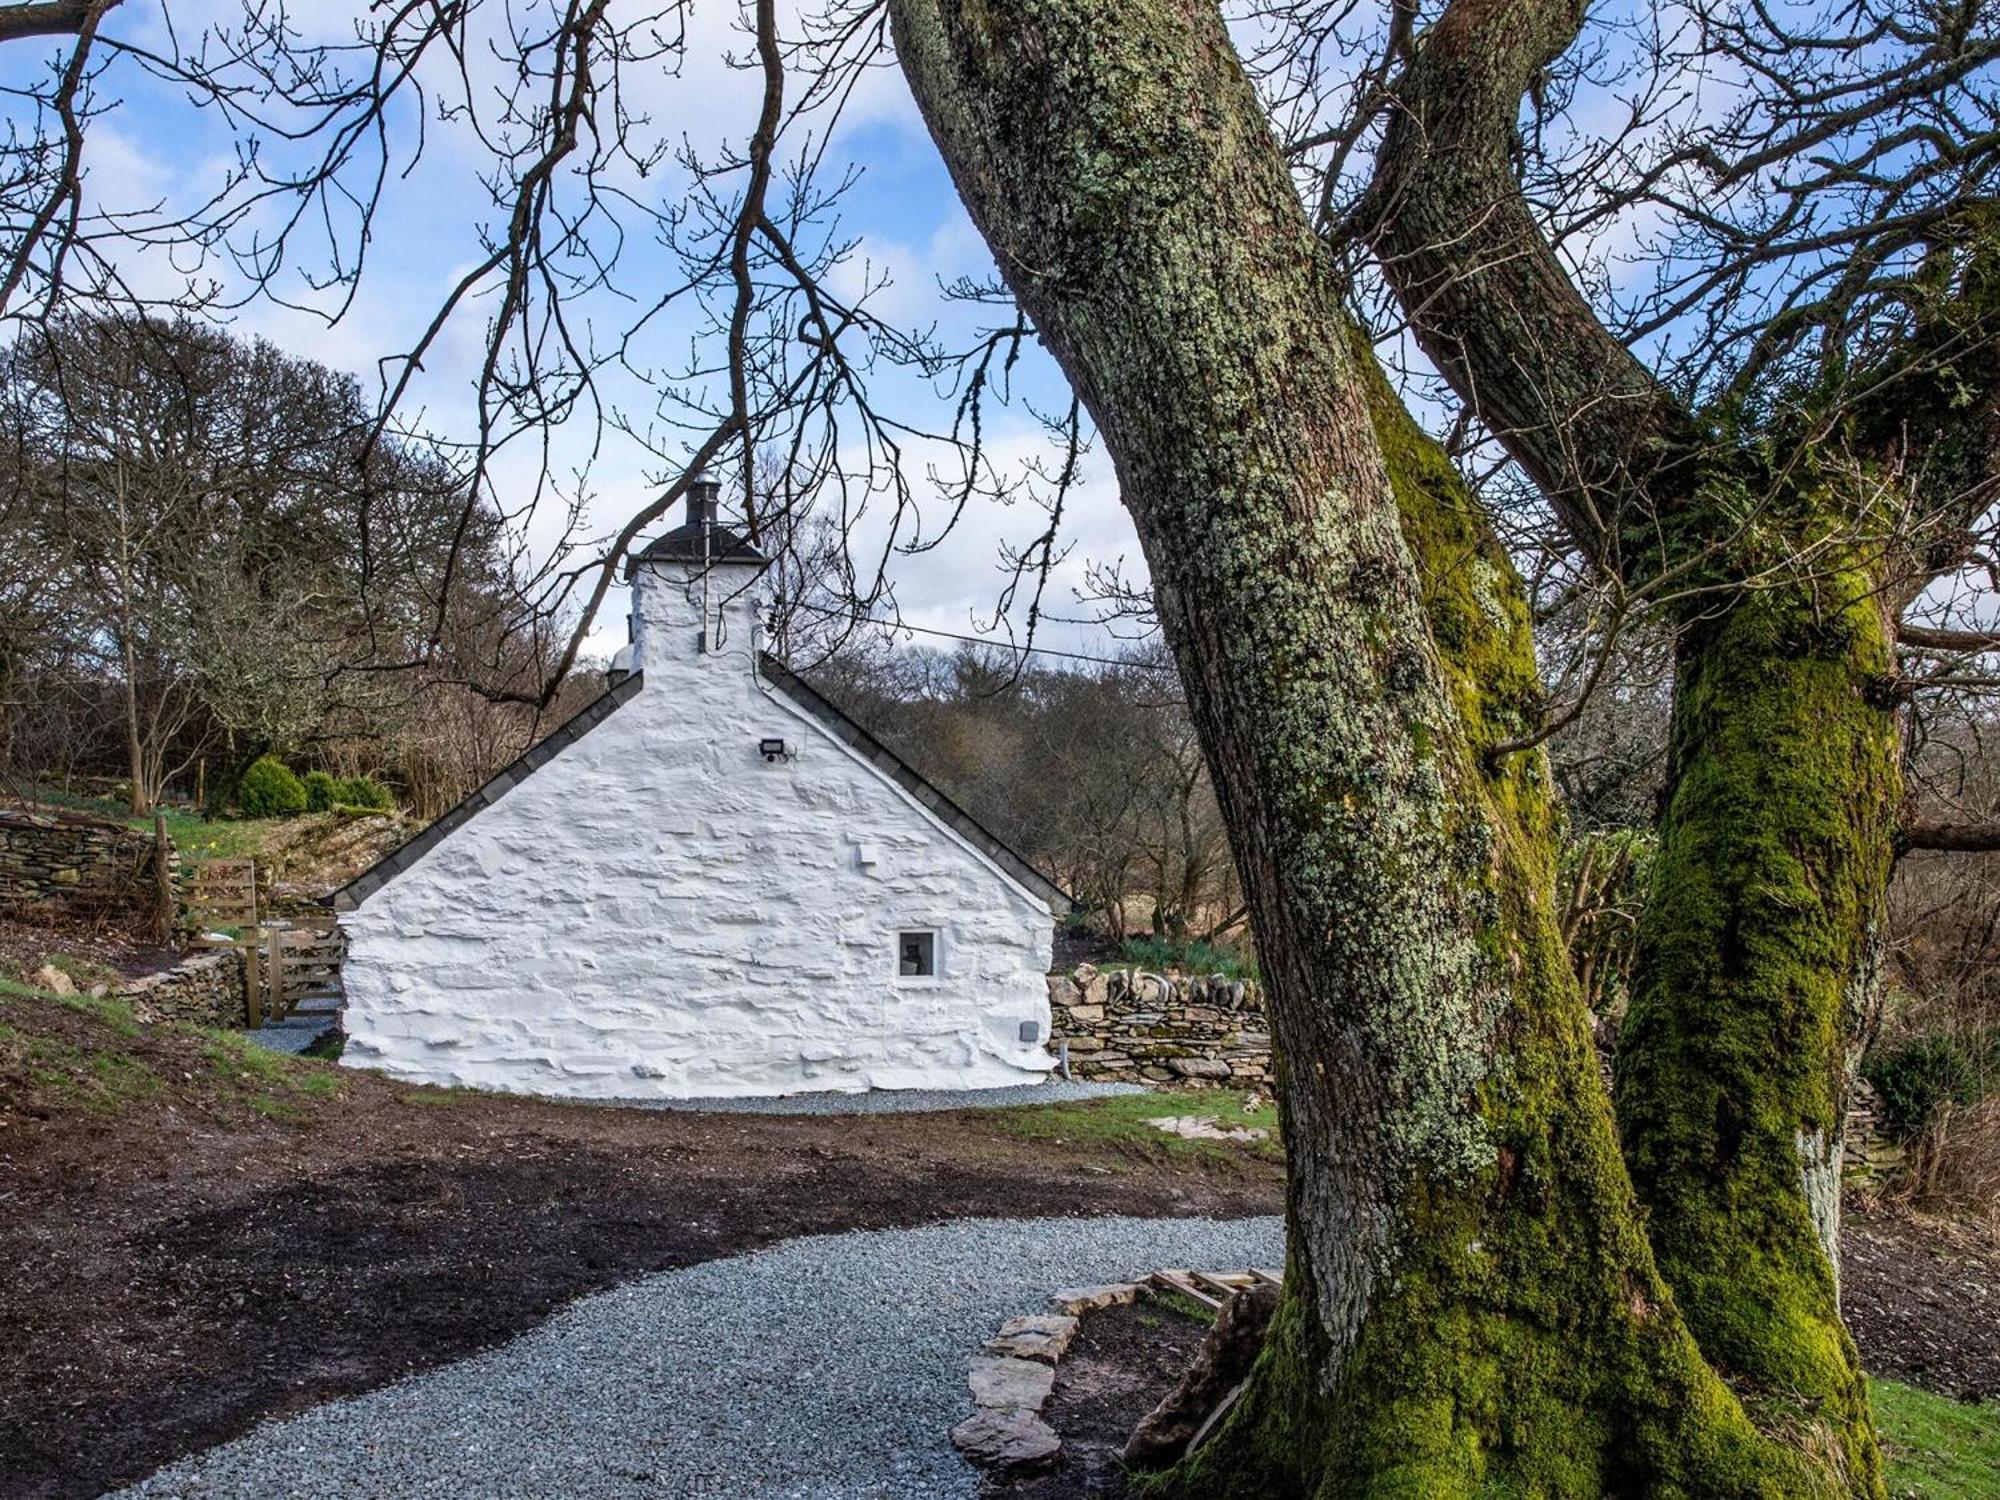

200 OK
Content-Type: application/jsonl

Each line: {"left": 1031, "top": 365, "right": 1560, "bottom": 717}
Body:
{"left": 986, "top": 1313, "right": 1079, "bottom": 1364}
{"left": 1049, "top": 1281, "right": 1144, "bottom": 1316}
{"left": 968, "top": 1354, "right": 1056, "bottom": 1412}
{"left": 950, "top": 1407, "right": 1061, "bottom": 1470}
{"left": 1147, "top": 1114, "right": 1270, "bottom": 1142}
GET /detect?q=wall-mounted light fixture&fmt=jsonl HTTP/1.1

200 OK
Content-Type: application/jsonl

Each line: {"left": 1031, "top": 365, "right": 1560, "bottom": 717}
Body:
{"left": 759, "top": 737, "right": 788, "bottom": 763}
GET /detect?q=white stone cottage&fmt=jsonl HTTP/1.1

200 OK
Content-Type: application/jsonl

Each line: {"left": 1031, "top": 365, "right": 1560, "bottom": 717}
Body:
{"left": 332, "top": 480, "right": 1067, "bottom": 1099}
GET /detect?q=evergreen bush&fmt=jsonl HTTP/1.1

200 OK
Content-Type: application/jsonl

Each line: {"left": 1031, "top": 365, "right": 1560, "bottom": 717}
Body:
{"left": 303, "top": 770, "right": 338, "bottom": 813}
{"left": 1863, "top": 1028, "right": 2000, "bottom": 1140}
{"left": 334, "top": 774, "right": 394, "bottom": 812}
{"left": 237, "top": 757, "right": 307, "bottom": 818}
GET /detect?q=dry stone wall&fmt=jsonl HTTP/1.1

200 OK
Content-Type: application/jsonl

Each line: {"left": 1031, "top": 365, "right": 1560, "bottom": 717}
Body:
{"left": 119, "top": 950, "right": 247, "bottom": 1028}
{"left": 1047, "top": 965, "right": 1270, "bottom": 1087}
{"left": 0, "top": 808, "right": 164, "bottom": 925}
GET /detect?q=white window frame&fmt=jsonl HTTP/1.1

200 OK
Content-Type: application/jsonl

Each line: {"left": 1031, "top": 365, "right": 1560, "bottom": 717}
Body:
{"left": 893, "top": 927, "right": 943, "bottom": 983}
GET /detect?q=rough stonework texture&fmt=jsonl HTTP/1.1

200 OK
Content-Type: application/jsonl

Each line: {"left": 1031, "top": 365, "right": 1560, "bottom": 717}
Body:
{"left": 0, "top": 809, "right": 165, "bottom": 926}
{"left": 120, "top": 950, "right": 247, "bottom": 1028}
{"left": 1049, "top": 966, "right": 1269, "bottom": 1088}
{"left": 337, "top": 552, "right": 1057, "bottom": 1100}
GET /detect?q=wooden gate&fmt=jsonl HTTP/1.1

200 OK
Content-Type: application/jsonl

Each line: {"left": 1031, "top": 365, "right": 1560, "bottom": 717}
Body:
{"left": 178, "top": 859, "right": 346, "bottom": 1030}
{"left": 183, "top": 857, "right": 259, "bottom": 936}
{"left": 265, "top": 922, "right": 345, "bottom": 1021}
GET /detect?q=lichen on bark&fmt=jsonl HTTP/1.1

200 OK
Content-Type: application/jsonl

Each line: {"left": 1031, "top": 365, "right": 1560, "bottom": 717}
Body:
{"left": 887, "top": 1, "right": 1874, "bottom": 1493}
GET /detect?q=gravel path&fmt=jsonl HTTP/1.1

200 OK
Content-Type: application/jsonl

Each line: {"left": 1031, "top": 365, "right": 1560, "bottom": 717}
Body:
{"left": 606, "top": 1079, "right": 1145, "bottom": 1115}
{"left": 118, "top": 1214, "right": 1282, "bottom": 1500}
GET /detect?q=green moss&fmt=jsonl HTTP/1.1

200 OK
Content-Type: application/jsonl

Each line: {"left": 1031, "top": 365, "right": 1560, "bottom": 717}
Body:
{"left": 1150, "top": 333, "right": 1858, "bottom": 1498}
{"left": 1616, "top": 552, "right": 1897, "bottom": 1481}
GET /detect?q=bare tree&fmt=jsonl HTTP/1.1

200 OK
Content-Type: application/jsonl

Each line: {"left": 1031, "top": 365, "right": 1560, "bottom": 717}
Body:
{"left": 10, "top": 3, "right": 1995, "bottom": 1490}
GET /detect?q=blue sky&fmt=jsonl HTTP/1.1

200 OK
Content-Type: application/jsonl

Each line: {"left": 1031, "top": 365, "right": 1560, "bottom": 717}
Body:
{"left": 15, "top": 1, "right": 1973, "bottom": 664}
{"left": 3, "top": 1, "right": 1145, "bottom": 666}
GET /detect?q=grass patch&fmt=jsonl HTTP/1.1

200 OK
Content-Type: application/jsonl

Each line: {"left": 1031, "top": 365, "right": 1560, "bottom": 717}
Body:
{"left": 1152, "top": 1288, "right": 1220, "bottom": 1325}
{"left": 0, "top": 1013, "right": 162, "bottom": 1113}
{"left": 985, "top": 1088, "right": 1280, "bottom": 1164}
{"left": 3, "top": 782, "right": 279, "bottom": 859}
{"left": 198, "top": 1029, "right": 350, "bottom": 1117}
{"left": 55, "top": 988, "right": 142, "bottom": 1036}
{"left": 0, "top": 948, "right": 122, "bottom": 996}
{"left": 1874, "top": 1378, "right": 2000, "bottom": 1498}
{"left": 0, "top": 975, "right": 139, "bottom": 1035}
{"left": 395, "top": 1086, "right": 467, "bottom": 1108}
{"left": 1, "top": 983, "right": 350, "bottom": 1121}
{"left": 152, "top": 807, "right": 279, "bottom": 861}
{"left": 6, "top": 783, "right": 130, "bottom": 819}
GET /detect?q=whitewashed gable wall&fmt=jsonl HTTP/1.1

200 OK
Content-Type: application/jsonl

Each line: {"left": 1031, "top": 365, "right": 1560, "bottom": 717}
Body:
{"left": 338, "top": 554, "right": 1056, "bottom": 1098}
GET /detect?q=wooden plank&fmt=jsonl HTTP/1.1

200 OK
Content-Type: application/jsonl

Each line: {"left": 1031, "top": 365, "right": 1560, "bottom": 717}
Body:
{"left": 1250, "top": 1267, "right": 1284, "bottom": 1288}
{"left": 243, "top": 937, "right": 263, "bottom": 1029}
{"left": 184, "top": 857, "right": 260, "bottom": 930}
{"left": 1191, "top": 1270, "right": 1253, "bottom": 1301}
{"left": 1147, "top": 1269, "right": 1225, "bottom": 1312}
{"left": 1187, "top": 1377, "right": 1251, "bottom": 1454}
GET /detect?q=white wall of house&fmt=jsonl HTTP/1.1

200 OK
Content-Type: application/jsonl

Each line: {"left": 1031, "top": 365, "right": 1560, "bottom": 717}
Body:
{"left": 337, "top": 549, "right": 1057, "bottom": 1099}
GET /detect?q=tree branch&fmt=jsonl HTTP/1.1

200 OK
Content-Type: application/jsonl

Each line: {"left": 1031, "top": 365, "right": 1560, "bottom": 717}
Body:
{"left": 1899, "top": 623, "right": 2000, "bottom": 652}
{"left": 1901, "top": 819, "right": 2000, "bottom": 854}
{"left": 1360, "top": 0, "right": 1703, "bottom": 571}
{"left": 0, "top": 1, "right": 111, "bottom": 46}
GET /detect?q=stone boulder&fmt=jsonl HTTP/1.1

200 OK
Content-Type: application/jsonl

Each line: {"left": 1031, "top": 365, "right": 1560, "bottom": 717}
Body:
{"left": 950, "top": 1408, "right": 1061, "bottom": 1469}
{"left": 31, "top": 963, "right": 75, "bottom": 996}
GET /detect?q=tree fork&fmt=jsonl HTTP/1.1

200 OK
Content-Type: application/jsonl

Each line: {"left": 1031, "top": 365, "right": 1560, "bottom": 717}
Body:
{"left": 888, "top": 1, "right": 1856, "bottom": 1491}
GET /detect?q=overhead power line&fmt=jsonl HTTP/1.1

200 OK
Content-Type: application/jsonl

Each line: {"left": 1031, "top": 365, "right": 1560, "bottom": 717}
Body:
{"left": 783, "top": 601, "right": 1175, "bottom": 672}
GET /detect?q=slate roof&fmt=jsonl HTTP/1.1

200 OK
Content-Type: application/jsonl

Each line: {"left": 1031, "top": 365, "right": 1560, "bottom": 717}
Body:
{"left": 327, "top": 659, "right": 1071, "bottom": 915}
{"left": 627, "top": 521, "right": 767, "bottom": 572}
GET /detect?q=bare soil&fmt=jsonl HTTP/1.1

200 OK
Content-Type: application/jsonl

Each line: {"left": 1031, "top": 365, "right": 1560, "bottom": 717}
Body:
{"left": 0, "top": 912, "right": 179, "bottom": 983}
{"left": 1844, "top": 1205, "right": 2000, "bottom": 1401}
{"left": 988, "top": 1298, "right": 1211, "bottom": 1500}
{"left": 4, "top": 989, "right": 1993, "bottom": 1500}
{"left": 0, "top": 993, "right": 1282, "bottom": 1500}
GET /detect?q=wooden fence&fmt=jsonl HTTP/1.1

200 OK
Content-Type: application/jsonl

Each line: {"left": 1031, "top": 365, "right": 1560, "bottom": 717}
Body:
{"left": 179, "top": 855, "right": 344, "bottom": 1027}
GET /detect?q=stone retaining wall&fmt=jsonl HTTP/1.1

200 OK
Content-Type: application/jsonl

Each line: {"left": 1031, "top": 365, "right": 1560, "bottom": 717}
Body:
{"left": 1047, "top": 965, "right": 1270, "bottom": 1088}
{"left": 0, "top": 808, "right": 165, "bottom": 926}
{"left": 120, "top": 950, "right": 247, "bottom": 1028}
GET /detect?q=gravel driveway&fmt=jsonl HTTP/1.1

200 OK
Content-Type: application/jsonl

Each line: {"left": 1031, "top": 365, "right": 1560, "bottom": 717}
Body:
{"left": 117, "top": 1214, "right": 1284, "bottom": 1500}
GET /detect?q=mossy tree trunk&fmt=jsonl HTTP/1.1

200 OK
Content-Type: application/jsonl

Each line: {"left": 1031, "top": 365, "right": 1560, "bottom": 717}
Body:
{"left": 890, "top": 1, "right": 1855, "bottom": 1491}
{"left": 1361, "top": 1, "right": 1996, "bottom": 1482}
{"left": 1614, "top": 570, "right": 1900, "bottom": 1460}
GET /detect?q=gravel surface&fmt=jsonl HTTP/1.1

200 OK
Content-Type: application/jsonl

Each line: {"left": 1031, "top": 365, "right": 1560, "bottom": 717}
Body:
{"left": 117, "top": 1214, "right": 1282, "bottom": 1500}
{"left": 242, "top": 1012, "right": 336, "bottom": 1055}
{"left": 603, "top": 1078, "right": 1146, "bottom": 1115}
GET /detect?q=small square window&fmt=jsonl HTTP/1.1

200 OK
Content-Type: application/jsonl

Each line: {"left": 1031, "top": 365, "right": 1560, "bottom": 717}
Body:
{"left": 898, "top": 930, "right": 937, "bottom": 978}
